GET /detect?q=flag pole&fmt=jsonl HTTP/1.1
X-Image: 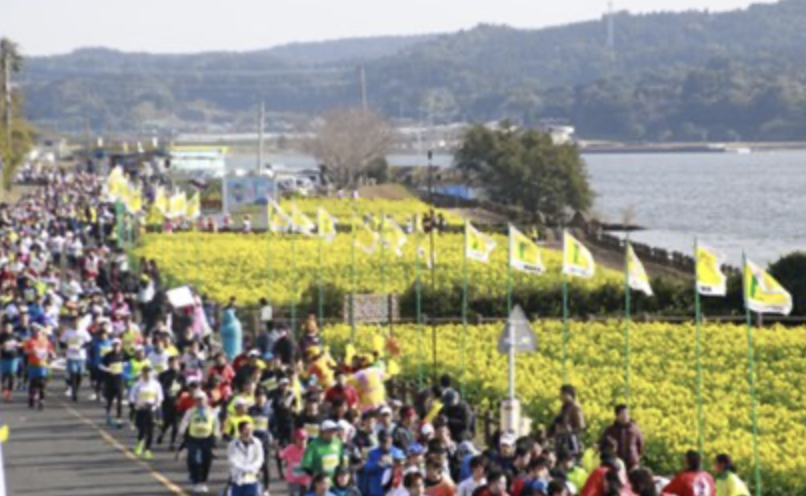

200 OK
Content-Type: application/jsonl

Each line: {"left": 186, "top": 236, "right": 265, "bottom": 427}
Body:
{"left": 415, "top": 216, "right": 424, "bottom": 389}
{"left": 742, "top": 252, "right": 762, "bottom": 496}
{"left": 350, "top": 210, "right": 357, "bottom": 342}
{"left": 380, "top": 213, "right": 387, "bottom": 330}
{"left": 267, "top": 220, "right": 273, "bottom": 312}
{"left": 461, "top": 220, "right": 468, "bottom": 398}
{"left": 694, "top": 238, "right": 705, "bottom": 457}
{"left": 507, "top": 224, "right": 515, "bottom": 401}
{"left": 291, "top": 230, "right": 297, "bottom": 337}
{"left": 562, "top": 231, "right": 570, "bottom": 384}
{"left": 624, "top": 238, "right": 631, "bottom": 406}
{"left": 317, "top": 235, "right": 324, "bottom": 326}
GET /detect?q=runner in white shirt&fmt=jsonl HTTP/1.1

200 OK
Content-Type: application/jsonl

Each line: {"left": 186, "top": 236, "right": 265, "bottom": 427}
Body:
{"left": 61, "top": 325, "right": 93, "bottom": 402}
{"left": 128, "top": 366, "right": 164, "bottom": 460}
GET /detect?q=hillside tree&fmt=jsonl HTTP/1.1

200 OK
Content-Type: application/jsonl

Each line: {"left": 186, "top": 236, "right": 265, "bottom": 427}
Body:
{"left": 455, "top": 123, "right": 593, "bottom": 222}
{"left": 306, "top": 107, "right": 397, "bottom": 187}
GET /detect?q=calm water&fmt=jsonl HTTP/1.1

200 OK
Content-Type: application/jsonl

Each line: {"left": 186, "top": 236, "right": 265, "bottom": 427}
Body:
{"left": 586, "top": 151, "right": 806, "bottom": 265}
{"left": 229, "top": 150, "right": 806, "bottom": 264}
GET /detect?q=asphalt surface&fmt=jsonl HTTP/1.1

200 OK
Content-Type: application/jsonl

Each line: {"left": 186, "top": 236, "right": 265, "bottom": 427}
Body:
{"left": 1, "top": 379, "right": 281, "bottom": 496}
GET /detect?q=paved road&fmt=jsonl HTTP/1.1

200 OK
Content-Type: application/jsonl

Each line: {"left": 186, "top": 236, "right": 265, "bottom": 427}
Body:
{"left": 1, "top": 381, "right": 280, "bottom": 496}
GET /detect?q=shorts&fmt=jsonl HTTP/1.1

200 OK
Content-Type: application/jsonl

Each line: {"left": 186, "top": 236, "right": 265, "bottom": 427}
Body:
{"left": 67, "top": 358, "right": 86, "bottom": 375}
{"left": 28, "top": 366, "right": 49, "bottom": 380}
{"left": 0, "top": 358, "right": 20, "bottom": 375}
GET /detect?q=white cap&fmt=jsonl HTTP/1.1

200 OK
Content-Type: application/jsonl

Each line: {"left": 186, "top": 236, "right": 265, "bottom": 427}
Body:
{"left": 234, "top": 397, "right": 249, "bottom": 407}
{"left": 379, "top": 405, "right": 393, "bottom": 416}
{"left": 500, "top": 432, "right": 517, "bottom": 446}
{"left": 321, "top": 420, "right": 339, "bottom": 431}
{"left": 194, "top": 391, "right": 207, "bottom": 400}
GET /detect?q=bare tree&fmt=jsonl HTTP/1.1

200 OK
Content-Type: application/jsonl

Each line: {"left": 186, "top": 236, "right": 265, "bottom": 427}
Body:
{"left": 306, "top": 107, "right": 397, "bottom": 187}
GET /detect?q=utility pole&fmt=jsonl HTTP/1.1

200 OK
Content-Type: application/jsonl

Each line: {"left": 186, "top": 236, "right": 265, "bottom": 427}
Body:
{"left": 359, "top": 65, "right": 368, "bottom": 112}
{"left": 2, "top": 50, "right": 11, "bottom": 148}
{"left": 257, "top": 101, "right": 265, "bottom": 172}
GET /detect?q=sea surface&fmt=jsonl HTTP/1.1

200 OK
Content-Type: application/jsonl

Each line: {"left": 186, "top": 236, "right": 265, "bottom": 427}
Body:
{"left": 228, "top": 150, "right": 806, "bottom": 265}
{"left": 586, "top": 151, "right": 806, "bottom": 265}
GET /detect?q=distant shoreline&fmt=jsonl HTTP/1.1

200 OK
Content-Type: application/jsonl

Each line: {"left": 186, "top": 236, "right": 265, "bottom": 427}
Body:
{"left": 579, "top": 141, "right": 806, "bottom": 154}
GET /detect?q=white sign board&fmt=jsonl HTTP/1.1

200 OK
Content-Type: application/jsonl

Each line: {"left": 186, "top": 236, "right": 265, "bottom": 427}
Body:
{"left": 167, "top": 286, "right": 195, "bottom": 308}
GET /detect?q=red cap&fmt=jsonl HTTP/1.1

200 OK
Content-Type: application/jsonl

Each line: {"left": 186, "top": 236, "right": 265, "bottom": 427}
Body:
{"left": 294, "top": 429, "right": 309, "bottom": 441}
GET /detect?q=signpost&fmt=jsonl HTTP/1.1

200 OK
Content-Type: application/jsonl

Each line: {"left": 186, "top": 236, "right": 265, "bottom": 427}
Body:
{"left": 498, "top": 305, "right": 537, "bottom": 435}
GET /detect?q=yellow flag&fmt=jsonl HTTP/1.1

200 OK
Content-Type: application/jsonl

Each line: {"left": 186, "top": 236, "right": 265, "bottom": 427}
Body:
{"left": 317, "top": 208, "right": 338, "bottom": 243}
{"left": 106, "top": 166, "right": 127, "bottom": 200}
{"left": 268, "top": 200, "right": 291, "bottom": 233}
{"left": 744, "top": 258, "right": 792, "bottom": 315}
{"left": 509, "top": 225, "right": 545, "bottom": 275}
{"left": 0, "top": 423, "right": 7, "bottom": 443}
{"left": 563, "top": 231, "right": 595, "bottom": 279}
{"left": 168, "top": 191, "right": 187, "bottom": 219}
{"left": 186, "top": 192, "right": 201, "bottom": 220}
{"left": 696, "top": 243, "right": 727, "bottom": 296}
{"left": 379, "top": 216, "right": 407, "bottom": 257}
{"left": 353, "top": 217, "right": 379, "bottom": 255}
{"left": 291, "top": 203, "right": 316, "bottom": 235}
{"left": 154, "top": 186, "right": 169, "bottom": 215}
{"left": 627, "top": 242, "right": 653, "bottom": 296}
{"left": 466, "top": 222, "right": 496, "bottom": 263}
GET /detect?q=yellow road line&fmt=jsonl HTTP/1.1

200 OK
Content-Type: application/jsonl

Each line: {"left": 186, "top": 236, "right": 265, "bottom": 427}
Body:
{"left": 61, "top": 402, "right": 190, "bottom": 496}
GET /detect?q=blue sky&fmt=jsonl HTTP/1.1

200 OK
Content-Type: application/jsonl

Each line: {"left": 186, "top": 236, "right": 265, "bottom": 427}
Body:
{"left": 0, "top": 0, "right": 776, "bottom": 55}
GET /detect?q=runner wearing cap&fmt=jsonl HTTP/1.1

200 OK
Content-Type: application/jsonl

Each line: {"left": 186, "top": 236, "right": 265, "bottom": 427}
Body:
{"left": 129, "top": 364, "right": 164, "bottom": 460}
{"left": 100, "top": 338, "right": 127, "bottom": 426}
{"left": 269, "top": 376, "right": 298, "bottom": 447}
{"left": 22, "top": 324, "right": 55, "bottom": 410}
{"left": 178, "top": 389, "right": 220, "bottom": 494}
{"left": 362, "top": 429, "right": 407, "bottom": 496}
{"left": 225, "top": 396, "right": 255, "bottom": 440}
{"left": 87, "top": 325, "right": 112, "bottom": 401}
{"left": 0, "top": 322, "right": 21, "bottom": 401}
{"left": 249, "top": 388, "right": 273, "bottom": 494}
{"left": 296, "top": 390, "right": 327, "bottom": 440}
{"left": 280, "top": 429, "right": 312, "bottom": 496}
{"left": 157, "top": 355, "right": 184, "bottom": 450}
{"left": 301, "top": 419, "right": 346, "bottom": 480}
{"left": 60, "top": 321, "right": 92, "bottom": 402}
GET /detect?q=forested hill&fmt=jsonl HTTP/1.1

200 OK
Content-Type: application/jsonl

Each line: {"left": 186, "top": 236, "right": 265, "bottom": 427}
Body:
{"left": 21, "top": 0, "right": 806, "bottom": 141}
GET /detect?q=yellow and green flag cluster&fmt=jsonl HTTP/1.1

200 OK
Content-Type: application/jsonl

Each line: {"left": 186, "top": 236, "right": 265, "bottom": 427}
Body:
{"left": 508, "top": 225, "right": 545, "bottom": 275}
{"left": 744, "top": 258, "right": 792, "bottom": 315}
{"left": 465, "top": 222, "right": 497, "bottom": 263}
{"left": 563, "top": 231, "right": 596, "bottom": 279}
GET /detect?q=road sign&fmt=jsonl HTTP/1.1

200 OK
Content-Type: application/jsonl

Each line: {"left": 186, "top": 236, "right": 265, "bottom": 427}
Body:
{"left": 498, "top": 305, "right": 538, "bottom": 354}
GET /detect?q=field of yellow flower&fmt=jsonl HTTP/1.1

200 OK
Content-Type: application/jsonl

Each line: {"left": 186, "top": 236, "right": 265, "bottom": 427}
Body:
{"left": 322, "top": 321, "right": 806, "bottom": 496}
{"left": 135, "top": 231, "right": 620, "bottom": 307}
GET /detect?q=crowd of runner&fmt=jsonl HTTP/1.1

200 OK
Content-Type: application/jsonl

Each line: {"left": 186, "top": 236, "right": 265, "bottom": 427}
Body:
{"left": 0, "top": 168, "right": 752, "bottom": 496}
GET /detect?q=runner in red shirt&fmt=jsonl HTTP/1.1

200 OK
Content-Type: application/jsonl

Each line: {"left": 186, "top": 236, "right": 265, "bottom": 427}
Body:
{"left": 23, "top": 326, "right": 55, "bottom": 410}
{"left": 662, "top": 451, "right": 716, "bottom": 496}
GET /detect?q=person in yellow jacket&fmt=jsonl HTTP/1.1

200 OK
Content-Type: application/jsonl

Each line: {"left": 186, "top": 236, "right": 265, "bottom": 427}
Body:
{"left": 224, "top": 396, "right": 254, "bottom": 440}
{"left": 179, "top": 390, "right": 220, "bottom": 494}
{"left": 714, "top": 454, "right": 751, "bottom": 496}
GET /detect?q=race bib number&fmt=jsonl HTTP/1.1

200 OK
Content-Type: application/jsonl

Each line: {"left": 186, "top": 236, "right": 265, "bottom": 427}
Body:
{"left": 110, "top": 362, "right": 124, "bottom": 374}
{"left": 35, "top": 349, "right": 48, "bottom": 359}
{"left": 242, "top": 473, "right": 258, "bottom": 484}
{"left": 322, "top": 454, "right": 339, "bottom": 471}
{"left": 304, "top": 424, "right": 320, "bottom": 439}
